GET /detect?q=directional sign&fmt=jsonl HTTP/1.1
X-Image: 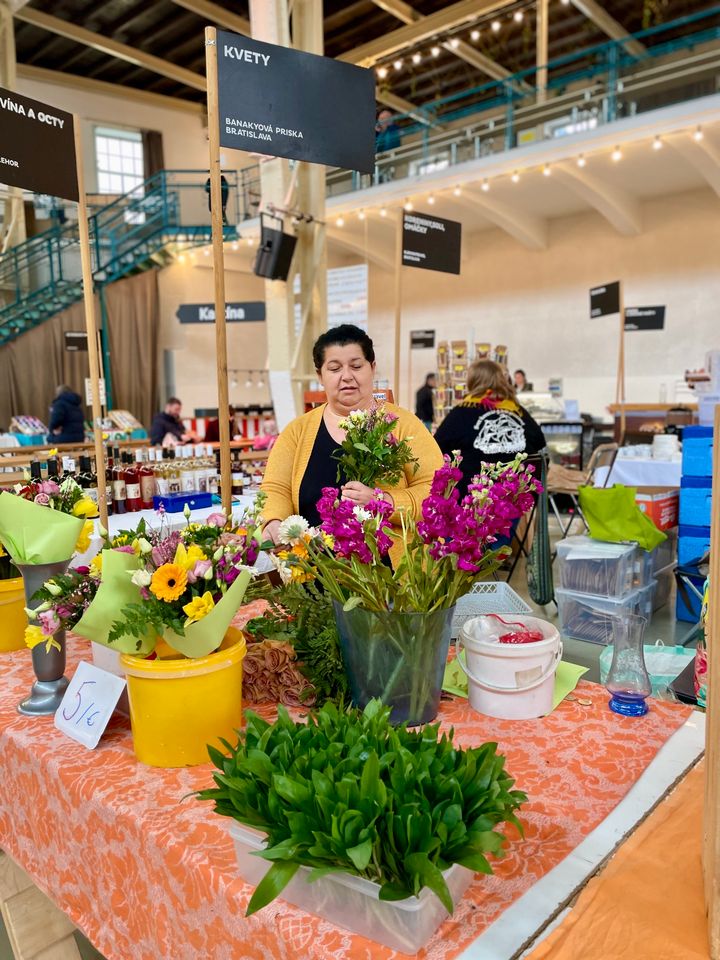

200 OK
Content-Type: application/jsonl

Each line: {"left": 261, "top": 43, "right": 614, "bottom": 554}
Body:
{"left": 402, "top": 212, "right": 462, "bottom": 275}
{"left": 590, "top": 281, "right": 621, "bottom": 318}
{"left": 624, "top": 306, "right": 665, "bottom": 331}
{"left": 176, "top": 302, "right": 266, "bottom": 324}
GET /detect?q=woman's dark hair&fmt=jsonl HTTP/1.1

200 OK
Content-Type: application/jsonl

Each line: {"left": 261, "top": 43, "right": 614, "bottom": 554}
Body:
{"left": 312, "top": 324, "right": 375, "bottom": 371}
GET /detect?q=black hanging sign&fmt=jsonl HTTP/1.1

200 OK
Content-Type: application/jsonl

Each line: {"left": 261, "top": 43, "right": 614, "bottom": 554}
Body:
{"left": 624, "top": 306, "right": 665, "bottom": 331}
{"left": 216, "top": 30, "right": 375, "bottom": 173}
{"left": 402, "top": 212, "right": 462, "bottom": 275}
{"left": 176, "top": 302, "right": 266, "bottom": 324}
{"left": 64, "top": 331, "right": 88, "bottom": 352}
{"left": 411, "top": 330, "right": 436, "bottom": 349}
{"left": 0, "top": 87, "right": 78, "bottom": 202}
{"left": 590, "top": 281, "right": 621, "bottom": 318}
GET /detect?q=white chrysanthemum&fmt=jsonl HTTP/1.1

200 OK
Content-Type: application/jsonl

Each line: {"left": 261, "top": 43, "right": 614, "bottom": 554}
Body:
{"left": 353, "top": 505, "right": 371, "bottom": 523}
{"left": 278, "top": 515, "right": 310, "bottom": 545}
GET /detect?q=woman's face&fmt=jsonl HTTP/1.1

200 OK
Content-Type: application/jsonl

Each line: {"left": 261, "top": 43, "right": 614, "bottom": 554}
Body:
{"left": 318, "top": 343, "right": 376, "bottom": 412}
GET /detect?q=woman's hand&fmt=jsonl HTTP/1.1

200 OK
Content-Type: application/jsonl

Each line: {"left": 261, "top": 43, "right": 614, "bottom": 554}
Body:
{"left": 263, "top": 519, "right": 282, "bottom": 545}
{"left": 341, "top": 482, "right": 394, "bottom": 509}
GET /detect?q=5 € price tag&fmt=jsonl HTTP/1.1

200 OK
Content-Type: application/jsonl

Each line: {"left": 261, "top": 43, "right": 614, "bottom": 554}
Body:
{"left": 54, "top": 661, "right": 126, "bottom": 749}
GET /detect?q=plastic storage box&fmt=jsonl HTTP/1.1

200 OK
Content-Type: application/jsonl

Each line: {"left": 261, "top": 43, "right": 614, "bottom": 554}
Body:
{"left": 652, "top": 564, "right": 675, "bottom": 612}
{"left": 152, "top": 492, "right": 213, "bottom": 513}
{"left": 556, "top": 536, "right": 640, "bottom": 598}
{"left": 556, "top": 582, "right": 656, "bottom": 645}
{"left": 681, "top": 425, "right": 713, "bottom": 477}
{"left": 229, "top": 822, "right": 474, "bottom": 954}
{"left": 678, "top": 525, "right": 711, "bottom": 566}
{"left": 679, "top": 477, "right": 712, "bottom": 527}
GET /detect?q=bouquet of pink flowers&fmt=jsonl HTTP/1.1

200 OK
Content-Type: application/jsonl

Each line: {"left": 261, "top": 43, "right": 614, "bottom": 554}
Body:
{"left": 334, "top": 405, "right": 418, "bottom": 486}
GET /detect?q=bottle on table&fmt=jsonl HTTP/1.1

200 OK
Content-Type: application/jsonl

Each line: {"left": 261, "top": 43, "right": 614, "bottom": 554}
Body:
{"left": 47, "top": 456, "right": 59, "bottom": 480}
{"left": 112, "top": 448, "right": 127, "bottom": 515}
{"left": 167, "top": 449, "right": 182, "bottom": 496}
{"left": 180, "top": 446, "right": 195, "bottom": 494}
{"left": 137, "top": 450, "right": 155, "bottom": 509}
{"left": 123, "top": 452, "right": 141, "bottom": 512}
{"left": 78, "top": 455, "right": 99, "bottom": 506}
{"left": 104, "top": 444, "right": 114, "bottom": 516}
{"left": 30, "top": 460, "right": 42, "bottom": 483}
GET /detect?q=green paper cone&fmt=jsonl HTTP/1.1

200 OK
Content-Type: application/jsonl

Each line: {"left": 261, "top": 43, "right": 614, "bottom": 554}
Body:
{"left": 163, "top": 569, "right": 252, "bottom": 658}
{"left": 0, "top": 492, "right": 84, "bottom": 564}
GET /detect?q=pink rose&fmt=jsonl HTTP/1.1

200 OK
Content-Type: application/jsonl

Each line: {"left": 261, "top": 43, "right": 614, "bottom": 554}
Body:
{"left": 39, "top": 480, "right": 59, "bottom": 495}
{"left": 206, "top": 512, "right": 227, "bottom": 527}
{"left": 33, "top": 492, "right": 50, "bottom": 506}
{"left": 38, "top": 610, "right": 61, "bottom": 634}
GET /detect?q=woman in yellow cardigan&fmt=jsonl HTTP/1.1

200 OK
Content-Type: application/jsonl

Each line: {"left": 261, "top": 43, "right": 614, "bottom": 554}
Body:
{"left": 261, "top": 324, "right": 443, "bottom": 557}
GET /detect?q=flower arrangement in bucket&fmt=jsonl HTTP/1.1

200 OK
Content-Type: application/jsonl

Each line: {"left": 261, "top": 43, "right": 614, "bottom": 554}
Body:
{"left": 0, "top": 476, "right": 97, "bottom": 714}
{"left": 199, "top": 699, "right": 526, "bottom": 951}
{"left": 274, "top": 455, "right": 541, "bottom": 725}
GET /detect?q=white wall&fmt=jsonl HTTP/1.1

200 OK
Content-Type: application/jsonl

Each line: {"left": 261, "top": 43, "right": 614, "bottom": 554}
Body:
{"left": 367, "top": 187, "right": 720, "bottom": 418}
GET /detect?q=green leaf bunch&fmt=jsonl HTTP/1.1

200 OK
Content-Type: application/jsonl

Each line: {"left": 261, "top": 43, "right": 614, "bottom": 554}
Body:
{"left": 199, "top": 700, "right": 526, "bottom": 916}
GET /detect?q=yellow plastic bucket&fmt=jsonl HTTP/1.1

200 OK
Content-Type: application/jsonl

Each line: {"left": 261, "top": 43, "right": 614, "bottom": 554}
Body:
{"left": 120, "top": 627, "right": 246, "bottom": 768}
{"left": 0, "top": 578, "right": 28, "bottom": 653}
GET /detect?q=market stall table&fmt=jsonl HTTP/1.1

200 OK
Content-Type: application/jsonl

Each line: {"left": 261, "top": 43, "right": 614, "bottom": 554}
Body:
{"left": 593, "top": 458, "right": 682, "bottom": 488}
{"left": 0, "top": 635, "right": 700, "bottom": 960}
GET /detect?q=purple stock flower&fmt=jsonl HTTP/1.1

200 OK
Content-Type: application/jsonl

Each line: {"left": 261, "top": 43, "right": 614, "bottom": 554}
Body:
{"left": 151, "top": 531, "right": 181, "bottom": 568}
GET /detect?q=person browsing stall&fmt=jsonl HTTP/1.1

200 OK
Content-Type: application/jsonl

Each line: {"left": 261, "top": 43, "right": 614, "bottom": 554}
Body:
{"left": 48, "top": 385, "right": 85, "bottom": 444}
{"left": 150, "top": 397, "right": 196, "bottom": 446}
{"left": 434, "top": 359, "right": 546, "bottom": 498}
{"left": 261, "top": 324, "right": 443, "bottom": 561}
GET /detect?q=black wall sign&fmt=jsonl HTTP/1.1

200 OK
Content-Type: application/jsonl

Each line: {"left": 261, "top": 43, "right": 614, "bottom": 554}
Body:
{"left": 590, "top": 281, "right": 621, "bottom": 318}
{"left": 624, "top": 306, "right": 665, "bottom": 331}
{"left": 411, "top": 329, "right": 436, "bottom": 349}
{"left": 216, "top": 30, "right": 375, "bottom": 173}
{"left": 176, "top": 302, "right": 266, "bottom": 324}
{"left": 402, "top": 212, "right": 462, "bottom": 275}
{"left": 64, "top": 331, "right": 88, "bottom": 352}
{"left": 0, "top": 87, "right": 78, "bottom": 202}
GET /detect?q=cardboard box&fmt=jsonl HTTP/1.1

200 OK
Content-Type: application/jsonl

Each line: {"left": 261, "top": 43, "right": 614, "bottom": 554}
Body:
{"left": 635, "top": 486, "right": 679, "bottom": 531}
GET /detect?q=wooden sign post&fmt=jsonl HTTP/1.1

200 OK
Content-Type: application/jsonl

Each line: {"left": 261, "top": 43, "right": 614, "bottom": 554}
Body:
{"left": 73, "top": 118, "right": 108, "bottom": 528}
{"left": 393, "top": 209, "right": 404, "bottom": 407}
{"left": 704, "top": 405, "right": 720, "bottom": 956}
{"left": 204, "top": 25, "right": 232, "bottom": 517}
{"left": 615, "top": 284, "right": 627, "bottom": 444}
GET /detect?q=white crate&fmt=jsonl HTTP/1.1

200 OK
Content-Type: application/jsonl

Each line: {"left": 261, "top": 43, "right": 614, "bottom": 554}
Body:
{"left": 452, "top": 581, "right": 531, "bottom": 638}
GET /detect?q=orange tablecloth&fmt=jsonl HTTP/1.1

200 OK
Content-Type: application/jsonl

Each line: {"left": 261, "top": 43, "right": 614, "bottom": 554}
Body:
{"left": 0, "top": 633, "right": 692, "bottom": 960}
{"left": 525, "top": 760, "right": 707, "bottom": 960}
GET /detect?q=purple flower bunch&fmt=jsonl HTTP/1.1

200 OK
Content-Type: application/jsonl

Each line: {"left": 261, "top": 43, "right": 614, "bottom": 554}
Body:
{"left": 317, "top": 487, "right": 394, "bottom": 562}
{"left": 417, "top": 456, "right": 542, "bottom": 573}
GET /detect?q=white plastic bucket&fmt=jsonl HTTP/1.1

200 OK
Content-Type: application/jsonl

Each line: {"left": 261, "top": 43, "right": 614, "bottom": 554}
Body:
{"left": 456, "top": 615, "right": 562, "bottom": 720}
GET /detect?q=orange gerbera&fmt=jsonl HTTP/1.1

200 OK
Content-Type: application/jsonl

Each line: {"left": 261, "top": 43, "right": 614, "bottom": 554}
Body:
{"left": 150, "top": 563, "right": 188, "bottom": 602}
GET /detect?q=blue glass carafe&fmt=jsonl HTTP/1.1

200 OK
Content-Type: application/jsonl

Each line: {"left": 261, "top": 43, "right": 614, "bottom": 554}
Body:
{"left": 605, "top": 614, "right": 652, "bottom": 717}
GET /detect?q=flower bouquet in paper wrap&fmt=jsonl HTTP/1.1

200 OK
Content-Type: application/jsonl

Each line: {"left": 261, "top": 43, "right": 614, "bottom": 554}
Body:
{"left": 274, "top": 455, "right": 541, "bottom": 723}
{"left": 334, "top": 405, "right": 419, "bottom": 486}
{"left": 76, "top": 499, "right": 272, "bottom": 659}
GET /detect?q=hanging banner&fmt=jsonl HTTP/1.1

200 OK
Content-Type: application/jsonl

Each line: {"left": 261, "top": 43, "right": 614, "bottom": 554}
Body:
{"left": 0, "top": 87, "right": 78, "bottom": 202}
{"left": 624, "top": 306, "right": 665, "bottom": 331}
{"left": 176, "top": 302, "right": 266, "bottom": 324}
{"left": 216, "top": 30, "right": 375, "bottom": 173}
{"left": 590, "top": 281, "right": 621, "bottom": 318}
{"left": 402, "top": 211, "right": 462, "bottom": 275}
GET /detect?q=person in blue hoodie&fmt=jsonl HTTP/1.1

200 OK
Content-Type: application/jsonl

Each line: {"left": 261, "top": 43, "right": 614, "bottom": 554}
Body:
{"left": 48, "top": 385, "right": 85, "bottom": 444}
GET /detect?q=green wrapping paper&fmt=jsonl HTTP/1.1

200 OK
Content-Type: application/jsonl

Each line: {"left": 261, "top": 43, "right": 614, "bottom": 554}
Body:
{"left": 73, "top": 549, "right": 153, "bottom": 655}
{"left": 0, "top": 492, "right": 85, "bottom": 564}
{"left": 162, "top": 569, "right": 252, "bottom": 658}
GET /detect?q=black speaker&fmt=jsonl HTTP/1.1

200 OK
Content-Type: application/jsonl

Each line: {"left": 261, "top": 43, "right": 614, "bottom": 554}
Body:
{"left": 253, "top": 213, "right": 297, "bottom": 281}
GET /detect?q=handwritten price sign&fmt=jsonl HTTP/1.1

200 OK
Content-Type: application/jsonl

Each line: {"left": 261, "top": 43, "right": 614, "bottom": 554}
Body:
{"left": 54, "top": 661, "right": 126, "bottom": 749}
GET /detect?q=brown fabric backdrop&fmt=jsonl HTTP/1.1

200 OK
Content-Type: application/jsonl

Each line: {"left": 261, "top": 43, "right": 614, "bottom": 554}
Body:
{"left": 0, "top": 270, "right": 159, "bottom": 432}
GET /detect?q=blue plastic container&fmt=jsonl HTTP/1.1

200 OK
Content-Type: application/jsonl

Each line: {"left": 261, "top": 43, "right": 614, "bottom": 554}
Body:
{"left": 678, "top": 524, "right": 711, "bottom": 566}
{"left": 675, "top": 569, "right": 706, "bottom": 623}
{"left": 11, "top": 433, "right": 46, "bottom": 447}
{"left": 679, "top": 477, "right": 712, "bottom": 527}
{"left": 152, "top": 492, "right": 212, "bottom": 513}
{"left": 681, "top": 425, "right": 714, "bottom": 477}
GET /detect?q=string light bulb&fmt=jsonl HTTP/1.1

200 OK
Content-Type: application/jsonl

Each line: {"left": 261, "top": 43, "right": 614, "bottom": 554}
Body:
{"left": 412, "top": 52, "right": 422, "bottom": 64}
{"left": 470, "top": 28, "right": 480, "bottom": 41}
{"left": 335, "top": 216, "right": 344, "bottom": 227}
{"left": 377, "top": 66, "right": 388, "bottom": 79}
{"left": 511, "top": 171, "right": 520, "bottom": 183}
{"left": 481, "top": 179, "right": 490, "bottom": 192}
{"left": 427, "top": 194, "right": 435, "bottom": 204}
{"left": 611, "top": 146, "right": 623, "bottom": 162}
{"left": 491, "top": 19, "right": 501, "bottom": 32}
{"left": 652, "top": 136, "right": 663, "bottom": 151}
{"left": 453, "top": 185, "right": 462, "bottom": 196}
{"left": 178, "top": 253, "right": 186, "bottom": 263}
{"left": 358, "top": 210, "right": 366, "bottom": 220}
{"left": 513, "top": 10, "right": 524, "bottom": 22}
{"left": 543, "top": 164, "right": 552, "bottom": 176}
{"left": 450, "top": 37, "right": 460, "bottom": 48}
{"left": 257, "top": 372, "right": 265, "bottom": 389}
{"left": 245, "top": 372, "right": 253, "bottom": 388}
{"left": 203, "top": 247, "right": 210, "bottom": 256}
{"left": 694, "top": 126, "right": 704, "bottom": 141}
{"left": 393, "top": 59, "right": 403, "bottom": 71}
{"left": 380, "top": 206, "right": 387, "bottom": 217}
{"left": 246, "top": 237, "right": 253, "bottom": 245}
{"left": 231, "top": 240, "right": 239, "bottom": 251}
{"left": 230, "top": 377, "right": 238, "bottom": 389}
{"left": 431, "top": 45, "right": 440, "bottom": 57}
{"left": 404, "top": 199, "right": 413, "bottom": 211}
{"left": 577, "top": 154, "right": 586, "bottom": 167}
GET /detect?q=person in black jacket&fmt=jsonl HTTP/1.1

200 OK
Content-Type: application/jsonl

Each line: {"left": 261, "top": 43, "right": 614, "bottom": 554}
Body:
{"left": 150, "top": 397, "right": 196, "bottom": 446}
{"left": 415, "top": 373, "right": 436, "bottom": 430}
{"left": 434, "top": 359, "right": 546, "bottom": 498}
{"left": 48, "top": 385, "right": 85, "bottom": 444}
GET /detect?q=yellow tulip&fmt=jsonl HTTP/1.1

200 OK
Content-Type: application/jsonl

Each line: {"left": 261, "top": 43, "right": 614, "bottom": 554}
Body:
{"left": 72, "top": 499, "right": 99, "bottom": 519}
{"left": 173, "top": 542, "right": 207, "bottom": 572}
{"left": 74, "top": 520, "right": 94, "bottom": 555}
{"left": 182, "top": 591, "right": 216, "bottom": 625}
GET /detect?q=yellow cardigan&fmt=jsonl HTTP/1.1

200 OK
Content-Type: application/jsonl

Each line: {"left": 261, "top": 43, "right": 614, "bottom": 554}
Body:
{"left": 261, "top": 403, "right": 444, "bottom": 561}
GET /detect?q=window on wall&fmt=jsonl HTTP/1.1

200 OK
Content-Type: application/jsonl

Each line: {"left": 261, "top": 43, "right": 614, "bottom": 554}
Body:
{"left": 94, "top": 127, "right": 144, "bottom": 195}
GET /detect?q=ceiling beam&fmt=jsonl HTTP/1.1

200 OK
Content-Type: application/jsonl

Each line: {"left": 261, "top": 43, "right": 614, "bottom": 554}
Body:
{"left": 458, "top": 190, "right": 548, "bottom": 250}
{"left": 325, "top": 227, "right": 394, "bottom": 270}
{"left": 376, "top": 88, "right": 436, "bottom": 126}
{"left": 569, "top": 0, "right": 646, "bottom": 59}
{"left": 340, "top": 0, "right": 514, "bottom": 67}
{"left": 553, "top": 162, "right": 642, "bottom": 235}
{"left": 168, "top": 0, "right": 250, "bottom": 36}
{"left": 13, "top": 7, "right": 206, "bottom": 91}
{"left": 667, "top": 133, "right": 720, "bottom": 200}
{"left": 17, "top": 63, "right": 205, "bottom": 115}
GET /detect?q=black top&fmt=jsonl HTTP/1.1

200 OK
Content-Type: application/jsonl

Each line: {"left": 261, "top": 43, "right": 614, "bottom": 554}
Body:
{"left": 298, "top": 418, "right": 346, "bottom": 528}
{"left": 434, "top": 397, "right": 546, "bottom": 497}
{"left": 415, "top": 384, "right": 434, "bottom": 423}
{"left": 48, "top": 391, "right": 84, "bottom": 444}
{"left": 150, "top": 411, "right": 184, "bottom": 445}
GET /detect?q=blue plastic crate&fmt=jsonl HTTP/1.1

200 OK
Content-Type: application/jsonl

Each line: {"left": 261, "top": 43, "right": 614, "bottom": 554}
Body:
{"left": 10, "top": 432, "right": 46, "bottom": 447}
{"left": 679, "top": 477, "right": 712, "bottom": 527}
{"left": 675, "top": 569, "right": 705, "bottom": 623}
{"left": 682, "top": 425, "right": 714, "bottom": 477}
{"left": 152, "top": 492, "right": 212, "bottom": 513}
{"left": 678, "top": 524, "right": 711, "bottom": 565}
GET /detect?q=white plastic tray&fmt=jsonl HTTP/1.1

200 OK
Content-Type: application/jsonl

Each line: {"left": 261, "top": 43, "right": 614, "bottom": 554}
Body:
{"left": 229, "top": 822, "right": 473, "bottom": 955}
{"left": 452, "top": 581, "right": 531, "bottom": 638}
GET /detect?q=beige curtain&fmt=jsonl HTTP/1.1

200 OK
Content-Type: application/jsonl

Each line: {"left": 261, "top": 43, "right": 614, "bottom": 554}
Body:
{"left": 0, "top": 270, "right": 159, "bottom": 431}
